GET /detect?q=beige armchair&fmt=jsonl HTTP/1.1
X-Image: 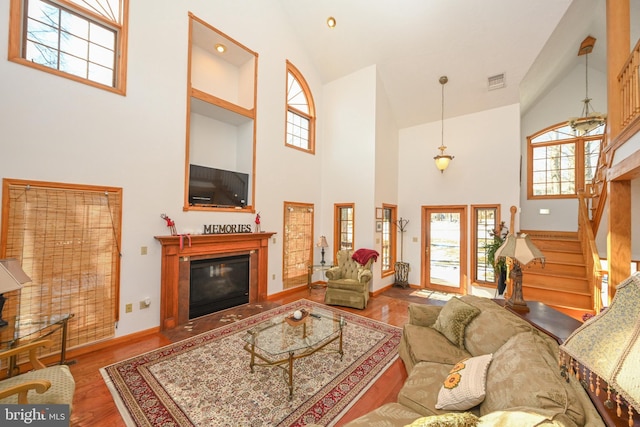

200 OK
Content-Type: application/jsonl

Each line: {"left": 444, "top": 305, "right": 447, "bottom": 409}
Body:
{"left": 0, "top": 339, "right": 75, "bottom": 408}
{"left": 324, "top": 250, "right": 374, "bottom": 309}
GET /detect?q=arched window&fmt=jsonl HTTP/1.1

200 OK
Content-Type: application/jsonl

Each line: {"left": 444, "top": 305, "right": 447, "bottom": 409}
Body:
{"left": 286, "top": 61, "right": 316, "bottom": 153}
{"left": 527, "top": 122, "right": 604, "bottom": 199}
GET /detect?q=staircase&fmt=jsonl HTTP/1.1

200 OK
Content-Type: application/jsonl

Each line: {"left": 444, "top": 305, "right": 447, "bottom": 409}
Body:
{"left": 518, "top": 231, "right": 596, "bottom": 319}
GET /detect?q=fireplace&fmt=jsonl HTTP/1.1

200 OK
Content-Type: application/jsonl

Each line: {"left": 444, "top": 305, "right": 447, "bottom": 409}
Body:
{"left": 155, "top": 232, "right": 274, "bottom": 330}
{"left": 189, "top": 254, "right": 250, "bottom": 319}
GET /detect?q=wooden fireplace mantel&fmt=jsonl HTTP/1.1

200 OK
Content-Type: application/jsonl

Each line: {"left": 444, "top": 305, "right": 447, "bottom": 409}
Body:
{"left": 155, "top": 232, "right": 275, "bottom": 330}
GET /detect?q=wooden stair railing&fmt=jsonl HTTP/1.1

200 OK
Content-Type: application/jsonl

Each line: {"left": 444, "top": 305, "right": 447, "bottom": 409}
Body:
{"left": 577, "top": 191, "right": 605, "bottom": 314}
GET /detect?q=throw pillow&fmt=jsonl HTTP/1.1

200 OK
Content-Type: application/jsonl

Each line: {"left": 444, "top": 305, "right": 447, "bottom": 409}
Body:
{"left": 435, "top": 353, "right": 493, "bottom": 411}
{"left": 432, "top": 297, "right": 481, "bottom": 348}
{"left": 404, "top": 412, "right": 479, "bottom": 427}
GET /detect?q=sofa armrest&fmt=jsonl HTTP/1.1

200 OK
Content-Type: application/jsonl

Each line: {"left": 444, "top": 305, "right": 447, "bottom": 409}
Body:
{"left": 408, "top": 303, "right": 442, "bottom": 327}
{"left": 357, "top": 268, "right": 372, "bottom": 284}
{"left": 325, "top": 267, "right": 342, "bottom": 280}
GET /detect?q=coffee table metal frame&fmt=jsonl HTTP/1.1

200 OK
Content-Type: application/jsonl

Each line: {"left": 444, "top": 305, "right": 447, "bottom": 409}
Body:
{"left": 243, "top": 310, "right": 345, "bottom": 400}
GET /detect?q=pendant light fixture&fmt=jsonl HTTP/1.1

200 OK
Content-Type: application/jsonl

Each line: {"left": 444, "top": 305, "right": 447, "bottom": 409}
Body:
{"left": 434, "top": 76, "right": 454, "bottom": 173}
{"left": 568, "top": 36, "right": 606, "bottom": 135}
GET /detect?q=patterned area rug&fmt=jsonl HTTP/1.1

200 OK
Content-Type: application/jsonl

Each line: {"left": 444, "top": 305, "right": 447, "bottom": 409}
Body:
{"left": 100, "top": 299, "right": 402, "bottom": 426}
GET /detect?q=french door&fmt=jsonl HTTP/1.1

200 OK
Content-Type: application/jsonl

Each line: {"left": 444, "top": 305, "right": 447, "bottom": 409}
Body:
{"left": 421, "top": 206, "right": 467, "bottom": 294}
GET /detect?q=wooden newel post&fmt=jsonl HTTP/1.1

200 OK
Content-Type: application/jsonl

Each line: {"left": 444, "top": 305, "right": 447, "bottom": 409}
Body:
{"left": 505, "top": 205, "right": 518, "bottom": 299}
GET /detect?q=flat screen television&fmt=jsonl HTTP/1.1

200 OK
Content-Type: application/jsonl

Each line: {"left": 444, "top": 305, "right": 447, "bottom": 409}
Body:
{"left": 189, "top": 164, "right": 249, "bottom": 208}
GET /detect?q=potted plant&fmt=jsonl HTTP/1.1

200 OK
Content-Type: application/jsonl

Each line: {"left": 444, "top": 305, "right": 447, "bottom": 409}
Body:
{"left": 484, "top": 221, "right": 509, "bottom": 295}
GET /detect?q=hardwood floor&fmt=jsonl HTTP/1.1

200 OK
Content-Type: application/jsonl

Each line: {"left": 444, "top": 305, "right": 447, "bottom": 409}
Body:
{"left": 68, "top": 286, "right": 432, "bottom": 426}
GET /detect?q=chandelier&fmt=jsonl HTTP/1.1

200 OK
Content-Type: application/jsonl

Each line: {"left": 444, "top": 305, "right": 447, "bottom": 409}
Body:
{"left": 434, "top": 76, "right": 454, "bottom": 172}
{"left": 568, "top": 36, "right": 606, "bottom": 135}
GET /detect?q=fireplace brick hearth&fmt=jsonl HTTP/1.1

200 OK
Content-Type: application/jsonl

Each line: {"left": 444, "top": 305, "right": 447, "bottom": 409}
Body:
{"left": 155, "top": 232, "right": 275, "bottom": 330}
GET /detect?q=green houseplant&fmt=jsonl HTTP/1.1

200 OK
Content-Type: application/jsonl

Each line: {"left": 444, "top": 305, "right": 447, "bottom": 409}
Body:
{"left": 484, "top": 221, "right": 509, "bottom": 294}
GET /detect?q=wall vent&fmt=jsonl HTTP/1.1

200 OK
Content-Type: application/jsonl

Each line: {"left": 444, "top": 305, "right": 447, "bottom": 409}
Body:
{"left": 488, "top": 73, "right": 506, "bottom": 90}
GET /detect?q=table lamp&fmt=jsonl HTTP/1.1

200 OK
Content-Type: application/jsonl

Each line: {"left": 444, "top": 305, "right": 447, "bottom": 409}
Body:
{"left": 493, "top": 233, "right": 545, "bottom": 312}
{"left": 560, "top": 272, "right": 640, "bottom": 424}
{"left": 317, "top": 236, "right": 329, "bottom": 266}
{"left": 0, "top": 258, "right": 31, "bottom": 326}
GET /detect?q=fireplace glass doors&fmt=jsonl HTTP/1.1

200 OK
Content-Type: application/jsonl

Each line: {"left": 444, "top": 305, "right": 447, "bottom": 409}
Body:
{"left": 189, "top": 254, "right": 250, "bottom": 319}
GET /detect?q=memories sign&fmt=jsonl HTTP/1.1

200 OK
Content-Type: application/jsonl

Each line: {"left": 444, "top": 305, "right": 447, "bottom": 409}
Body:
{"left": 203, "top": 224, "right": 253, "bottom": 234}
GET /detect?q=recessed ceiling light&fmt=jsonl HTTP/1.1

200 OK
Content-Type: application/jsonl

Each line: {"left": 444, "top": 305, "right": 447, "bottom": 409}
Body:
{"left": 326, "top": 16, "right": 336, "bottom": 28}
{"left": 215, "top": 43, "right": 226, "bottom": 53}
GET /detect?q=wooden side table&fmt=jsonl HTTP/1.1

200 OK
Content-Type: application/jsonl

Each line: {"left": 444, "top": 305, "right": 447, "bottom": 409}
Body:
{"left": 307, "top": 264, "right": 332, "bottom": 290}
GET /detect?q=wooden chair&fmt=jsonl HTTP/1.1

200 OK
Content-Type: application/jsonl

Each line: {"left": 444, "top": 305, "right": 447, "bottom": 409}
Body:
{"left": 0, "top": 340, "right": 75, "bottom": 408}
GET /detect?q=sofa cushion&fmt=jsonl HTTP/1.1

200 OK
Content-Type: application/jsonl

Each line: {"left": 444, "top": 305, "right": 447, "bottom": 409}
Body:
{"left": 460, "top": 296, "right": 534, "bottom": 356}
{"left": 435, "top": 354, "right": 493, "bottom": 411}
{"left": 481, "top": 331, "right": 585, "bottom": 426}
{"left": 432, "top": 298, "right": 481, "bottom": 349}
{"left": 342, "top": 402, "right": 423, "bottom": 427}
{"left": 405, "top": 412, "right": 479, "bottom": 427}
{"left": 402, "top": 324, "right": 471, "bottom": 366}
{"left": 399, "top": 362, "right": 477, "bottom": 417}
{"left": 477, "top": 407, "right": 579, "bottom": 427}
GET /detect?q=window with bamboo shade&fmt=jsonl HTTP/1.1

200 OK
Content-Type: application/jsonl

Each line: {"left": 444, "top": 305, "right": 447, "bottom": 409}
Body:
{"left": 1, "top": 179, "right": 122, "bottom": 357}
{"left": 282, "top": 202, "right": 314, "bottom": 289}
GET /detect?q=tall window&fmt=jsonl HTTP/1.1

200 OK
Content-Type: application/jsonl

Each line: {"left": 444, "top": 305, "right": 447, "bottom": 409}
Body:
{"left": 286, "top": 61, "right": 316, "bottom": 153}
{"left": 1, "top": 179, "right": 122, "bottom": 355}
{"left": 283, "top": 202, "right": 314, "bottom": 289}
{"left": 334, "top": 204, "right": 354, "bottom": 259}
{"left": 8, "top": 0, "right": 129, "bottom": 94}
{"left": 381, "top": 205, "right": 397, "bottom": 276}
{"left": 528, "top": 122, "right": 604, "bottom": 198}
{"left": 471, "top": 205, "right": 500, "bottom": 284}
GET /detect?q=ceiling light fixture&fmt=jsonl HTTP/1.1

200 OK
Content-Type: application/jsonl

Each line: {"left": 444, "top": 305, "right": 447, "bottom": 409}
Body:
{"left": 434, "top": 76, "right": 454, "bottom": 173}
{"left": 214, "top": 43, "right": 226, "bottom": 54}
{"left": 326, "top": 16, "right": 336, "bottom": 28}
{"left": 568, "top": 36, "right": 606, "bottom": 136}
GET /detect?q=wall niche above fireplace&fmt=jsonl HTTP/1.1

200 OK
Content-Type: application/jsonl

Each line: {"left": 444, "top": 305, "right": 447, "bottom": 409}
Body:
{"left": 155, "top": 232, "right": 275, "bottom": 330}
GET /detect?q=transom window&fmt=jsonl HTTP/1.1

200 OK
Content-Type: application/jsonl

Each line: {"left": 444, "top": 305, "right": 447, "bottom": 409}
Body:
{"left": 286, "top": 61, "right": 315, "bottom": 153}
{"left": 528, "top": 122, "right": 604, "bottom": 199}
{"left": 9, "top": 0, "right": 129, "bottom": 94}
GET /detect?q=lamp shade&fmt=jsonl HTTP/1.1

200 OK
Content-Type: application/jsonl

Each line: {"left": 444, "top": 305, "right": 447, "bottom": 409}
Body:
{"left": 317, "top": 236, "right": 329, "bottom": 248}
{"left": 493, "top": 233, "right": 545, "bottom": 266}
{"left": 0, "top": 258, "right": 31, "bottom": 293}
{"left": 434, "top": 154, "right": 453, "bottom": 172}
{"left": 561, "top": 272, "right": 640, "bottom": 415}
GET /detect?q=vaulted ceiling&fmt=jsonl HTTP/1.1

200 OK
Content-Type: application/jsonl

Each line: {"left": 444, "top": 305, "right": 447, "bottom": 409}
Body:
{"left": 278, "top": 0, "right": 613, "bottom": 129}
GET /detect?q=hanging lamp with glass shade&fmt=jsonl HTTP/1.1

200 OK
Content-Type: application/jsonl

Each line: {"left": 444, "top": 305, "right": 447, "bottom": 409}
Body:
{"left": 568, "top": 36, "right": 606, "bottom": 135}
{"left": 434, "top": 76, "right": 454, "bottom": 172}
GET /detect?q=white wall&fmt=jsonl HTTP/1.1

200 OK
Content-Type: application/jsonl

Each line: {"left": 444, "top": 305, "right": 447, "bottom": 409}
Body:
{"left": 398, "top": 104, "right": 521, "bottom": 290}
{"left": 321, "top": 66, "right": 377, "bottom": 264}
{"left": 520, "top": 62, "right": 607, "bottom": 231}
{"left": 0, "top": 0, "right": 325, "bottom": 336}
{"left": 373, "top": 73, "right": 399, "bottom": 289}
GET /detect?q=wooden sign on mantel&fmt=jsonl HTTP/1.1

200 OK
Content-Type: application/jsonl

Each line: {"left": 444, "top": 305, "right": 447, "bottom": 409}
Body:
{"left": 203, "top": 224, "right": 253, "bottom": 234}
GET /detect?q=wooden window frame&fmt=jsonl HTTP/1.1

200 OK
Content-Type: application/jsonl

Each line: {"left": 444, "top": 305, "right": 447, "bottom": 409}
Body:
{"left": 1, "top": 178, "right": 122, "bottom": 354}
{"left": 282, "top": 201, "right": 314, "bottom": 289}
{"left": 333, "top": 203, "right": 355, "bottom": 261}
{"left": 527, "top": 122, "right": 604, "bottom": 199}
{"left": 381, "top": 204, "right": 397, "bottom": 278}
{"left": 8, "top": 0, "right": 129, "bottom": 95}
{"left": 285, "top": 60, "right": 316, "bottom": 154}
{"left": 471, "top": 204, "right": 501, "bottom": 287}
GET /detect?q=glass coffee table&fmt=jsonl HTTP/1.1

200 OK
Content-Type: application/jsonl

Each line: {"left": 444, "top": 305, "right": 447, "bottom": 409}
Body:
{"left": 242, "top": 307, "right": 345, "bottom": 400}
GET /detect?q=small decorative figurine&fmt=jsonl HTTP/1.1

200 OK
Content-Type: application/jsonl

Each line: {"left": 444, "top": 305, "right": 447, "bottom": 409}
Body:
{"left": 254, "top": 212, "right": 261, "bottom": 233}
{"left": 161, "top": 213, "right": 177, "bottom": 236}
